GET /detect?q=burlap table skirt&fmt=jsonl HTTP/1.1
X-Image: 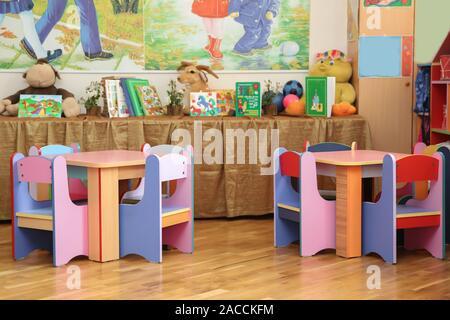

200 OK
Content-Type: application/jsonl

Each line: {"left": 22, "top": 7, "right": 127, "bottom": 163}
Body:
{"left": 0, "top": 115, "right": 371, "bottom": 220}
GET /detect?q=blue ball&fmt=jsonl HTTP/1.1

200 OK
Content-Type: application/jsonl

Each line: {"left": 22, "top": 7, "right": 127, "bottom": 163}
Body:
{"left": 283, "top": 80, "right": 303, "bottom": 99}
{"left": 272, "top": 92, "right": 285, "bottom": 113}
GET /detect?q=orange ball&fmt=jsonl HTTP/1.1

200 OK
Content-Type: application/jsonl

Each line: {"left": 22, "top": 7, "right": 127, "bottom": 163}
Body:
{"left": 285, "top": 97, "right": 306, "bottom": 116}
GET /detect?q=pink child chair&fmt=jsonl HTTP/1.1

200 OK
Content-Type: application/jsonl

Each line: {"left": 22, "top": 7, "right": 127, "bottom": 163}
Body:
{"left": 274, "top": 149, "right": 336, "bottom": 256}
{"left": 362, "top": 153, "right": 445, "bottom": 264}
{"left": 11, "top": 153, "right": 88, "bottom": 266}
{"left": 120, "top": 146, "right": 194, "bottom": 263}
{"left": 28, "top": 143, "right": 87, "bottom": 201}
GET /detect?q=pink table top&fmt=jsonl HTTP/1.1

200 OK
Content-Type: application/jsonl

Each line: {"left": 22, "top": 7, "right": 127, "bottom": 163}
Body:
{"left": 64, "top": 150, "right": 146, "bottom": 168}
{"left": 313, "top": 150, "right": 409, "bottom": 166}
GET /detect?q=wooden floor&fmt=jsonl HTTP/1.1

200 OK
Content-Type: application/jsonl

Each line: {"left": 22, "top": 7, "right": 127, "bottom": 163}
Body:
{"left": 1, "top": 218, "right": 449, "bottom": 300}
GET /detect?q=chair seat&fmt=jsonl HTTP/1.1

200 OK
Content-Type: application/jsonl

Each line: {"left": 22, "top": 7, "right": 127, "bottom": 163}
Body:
{"left": 277, "top": 202, "right": 300, "bottom": 213}
{"left": 277, "top": 203, "right": 300, "bottom": 223}
{"left": 396, "top": 205, "right": 441, "bottom": 229}
{"left": 16, "top": 207, "right": 53, "bottom": 231}
{"left": 319, "top": 189, "right": 336, "bottom": 200}
{"left": 396, "top": 205, "right": 440, "bottom": 217}
{"left": 162, "top": 207, "right": 191, "bottom": 228}
{"left": 16, "top": 201, "right": 87, "bottom": 232}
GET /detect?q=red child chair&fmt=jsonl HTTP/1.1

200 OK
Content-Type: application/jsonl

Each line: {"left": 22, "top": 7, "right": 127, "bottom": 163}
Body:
{"left": 362, "top": 153, "right": 445, "bottom": 264}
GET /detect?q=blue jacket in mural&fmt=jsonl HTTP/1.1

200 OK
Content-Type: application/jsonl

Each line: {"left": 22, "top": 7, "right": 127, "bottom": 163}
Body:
{"left": 228, "top": 0, "right": 280, "bottom": 28}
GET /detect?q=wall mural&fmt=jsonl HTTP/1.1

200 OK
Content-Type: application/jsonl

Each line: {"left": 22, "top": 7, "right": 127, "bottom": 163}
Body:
{"left": 0, "top": 0, "right": 310, "bottom": 72}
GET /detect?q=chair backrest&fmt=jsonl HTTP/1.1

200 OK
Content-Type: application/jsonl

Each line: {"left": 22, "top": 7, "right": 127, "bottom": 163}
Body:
{"left": 305, "top": 141, "right": 354, "bottom": 153}
{"left": 51, "top": 156, "right": 77, "bottom": 207}
{"left": 141, "top": 143, "right": 184, "bottom": 157}
{"left": 396, "top": 155, "right": 439, "bottom": 183}
{"left": 29, "top": 143, "right": 80, "bottom": 156}
{"left": 140, "top": 148, "right": 193, "bottom": 206}
{"left": 16, "top": 156, "right": 53, "bottom": 184}
{"left": 158, "top": 153, "right": 188, "bottom": 182}
{"left": 413, "top": 142, "right": 440, "bottom": 156}
{"left": 279, "top": 151, "right": 300, "bottom": 177}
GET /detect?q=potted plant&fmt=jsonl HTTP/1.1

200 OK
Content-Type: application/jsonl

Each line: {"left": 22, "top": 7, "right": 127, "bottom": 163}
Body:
{"left": 262, "top": 80, "right": 280, "bottom": 116}
{"left": 166, "top": 80, "right": 185, "bottom": 116}
{"left": 79, "top": 81, "right": 103, "bottom": 116}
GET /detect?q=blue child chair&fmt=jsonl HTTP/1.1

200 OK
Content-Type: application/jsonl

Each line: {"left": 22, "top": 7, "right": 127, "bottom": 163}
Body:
{"left": 119, "top": 146, "right": 194, "bottom": 263}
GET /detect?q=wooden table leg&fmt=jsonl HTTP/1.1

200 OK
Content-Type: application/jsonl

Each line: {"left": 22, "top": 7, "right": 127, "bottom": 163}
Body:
{"left": 87, "top": 167, "right": 120, "bottom": 262}
{"left": 336, "top": 166, "right": 362, "bottom": 258}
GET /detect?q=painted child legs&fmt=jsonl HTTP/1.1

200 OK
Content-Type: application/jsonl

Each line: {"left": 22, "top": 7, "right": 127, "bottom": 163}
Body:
{"left": 253, "top": 23, "right": 272, "bottom": 50}
{"left": 33, "top": 0, "right": 68, "bottom": 44}
{"left": 75, "top": 0, "right": 103, "bottom": 55}
{"left": 19, "top": 10, "right": 47, "bottom": 59}
{"left": 23, "top": 0, "right": 111, "bottom": 60}
{"left": 233, "top": 21, "right": 272, "bottom": 55}
{"left": 21, "top": 0, "right": 66, "bottom": 60}
{"left": 202, "top": 17, "right": 224, "bottom": 59}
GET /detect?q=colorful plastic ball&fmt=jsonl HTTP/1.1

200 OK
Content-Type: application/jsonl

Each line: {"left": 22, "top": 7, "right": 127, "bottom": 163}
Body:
{"left": 283, "top": 94, "right": 299, "bottom": 109}
{"left": 285, "top": 98, "right": 306, "bottom": 116}
{"left": 272, "top": 92, "right": 285, "bottom": 113}
{"left": 279, "top": 41, "right": 300, "bottom": 57}
{"left": 283, "top": 80, "right": 303, "bottom": 98}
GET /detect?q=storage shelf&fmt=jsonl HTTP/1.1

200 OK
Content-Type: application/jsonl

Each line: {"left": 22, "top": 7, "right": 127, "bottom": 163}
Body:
{"left": 431, "top": 128, "right": 450, "bottom": 135}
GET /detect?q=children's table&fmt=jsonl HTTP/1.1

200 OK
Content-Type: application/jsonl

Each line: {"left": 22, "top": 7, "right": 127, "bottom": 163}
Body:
{"left": 64, "top": 150, "right": 146, "bottom": 262}
{"left": 313, "top": 150, "right": 408, "bottom": 258}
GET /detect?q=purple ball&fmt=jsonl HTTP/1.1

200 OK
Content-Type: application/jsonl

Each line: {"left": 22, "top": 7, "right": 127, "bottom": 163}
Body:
{"left": 272, "top": 92, "right": 285, "bottom": 113}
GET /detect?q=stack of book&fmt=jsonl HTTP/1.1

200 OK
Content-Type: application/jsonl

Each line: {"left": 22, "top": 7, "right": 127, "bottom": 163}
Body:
{"left": 102, "top": 77, "right": 164, "bottom": 117}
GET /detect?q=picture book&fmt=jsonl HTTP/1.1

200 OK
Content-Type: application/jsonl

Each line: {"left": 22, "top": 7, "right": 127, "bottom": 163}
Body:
{"left": 115, "top": 80, "right": 130, "bottom": 118}
{"left": 120, "top": 78, "right": 135, "bottom": 116}
{"left": 135, "top": 85, "right": 164, "bottom": 116}
{"left": 235, "top": 82, "right": 261, "bottom": 117}
{"left": 305, "top": 77, "right": 335, "bottom": 117}
{"left": 125, "top": 78, "right": 149, "bottom": 116}
{"left": 215, "top": 89, "right": 236, "bottom": 116}
{"left": 105, "top": 80, "right": 129, "bottom": 118}
{"left": 18, "top": 95, "right": 63, "bottom": 118}
{"left": 190, "top": 92, "right": 219, "bottom": 116}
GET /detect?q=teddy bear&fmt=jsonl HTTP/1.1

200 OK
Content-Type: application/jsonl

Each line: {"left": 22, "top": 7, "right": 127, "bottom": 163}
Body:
{"left": 0, "top": 59, "right": 80, "bottom": 117}
{"left": 309, "top": 50, "right": 357, "bottom": 116}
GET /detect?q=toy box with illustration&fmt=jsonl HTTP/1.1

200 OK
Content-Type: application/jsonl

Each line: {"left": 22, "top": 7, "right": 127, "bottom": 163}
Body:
{"left": 18, "top": 95, "right": 63, "bottom": 118}
{"left": 190, "top": 92, "right": 219, "bottom": 116}
{"left": 215, "top": 89, "right": 235, "bottom": 115}
{"left": 305, "top": 77, "right": 335, "bottom": 117}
